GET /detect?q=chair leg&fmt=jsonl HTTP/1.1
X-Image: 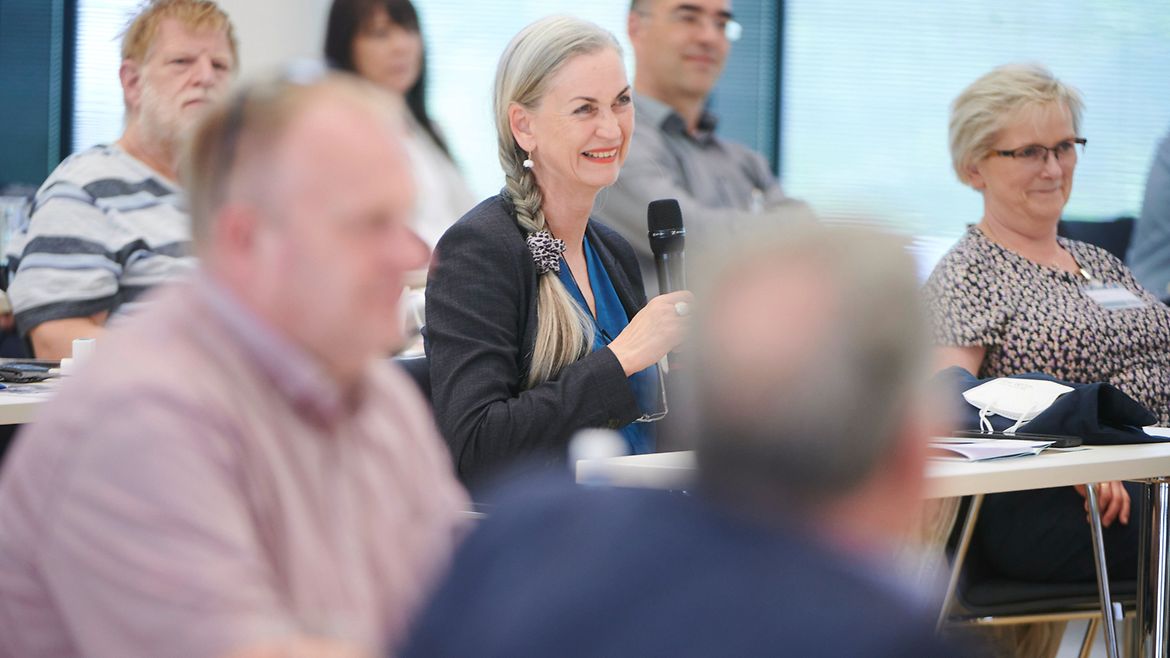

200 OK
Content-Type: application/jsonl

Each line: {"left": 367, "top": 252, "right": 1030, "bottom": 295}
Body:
{"left": 938, "top": 494, "right": 984, "bottom": 631}
{"left": 1078, "top": 618, "right": 1099, "bottom": 658}
{"left": 1122, "top": 616, "right": 1134, "bottom": 658}
{"left": 1085, "top": 483, "right": 1120, "bottom": 658}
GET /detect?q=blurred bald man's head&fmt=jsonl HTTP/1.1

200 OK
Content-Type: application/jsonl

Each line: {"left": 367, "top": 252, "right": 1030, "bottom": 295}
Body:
{"left": 183, "top": 70, "right": 429, "bottom": 385}
{"left": 692, "top": 224, "right": 933, "bottom": 525}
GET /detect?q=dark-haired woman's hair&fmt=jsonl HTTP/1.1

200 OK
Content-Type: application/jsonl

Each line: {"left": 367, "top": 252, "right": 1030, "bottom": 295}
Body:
{"left": 324, "top": 0, "right": 452, "bottom": 158}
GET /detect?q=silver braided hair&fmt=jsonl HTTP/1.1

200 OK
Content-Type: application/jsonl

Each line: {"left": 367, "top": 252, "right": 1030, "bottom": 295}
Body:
{"left": 493, "top": 16, "right": 622, "bottom": 387}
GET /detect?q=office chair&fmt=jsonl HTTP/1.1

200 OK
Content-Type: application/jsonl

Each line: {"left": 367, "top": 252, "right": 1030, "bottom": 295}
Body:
{"left": 939, "top": 488, "right": 1133, "bottom": 658}
{"left": 1058, "top": 217, "right": 1135, "bottom": 262}
{"left": 393, "top": 354, "right": 431, "bottom": 403}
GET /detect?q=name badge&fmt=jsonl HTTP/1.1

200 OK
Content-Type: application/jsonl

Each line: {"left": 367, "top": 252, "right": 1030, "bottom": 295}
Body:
{"left": 1082, "top": 284, "right": 1148, "bottom": 310}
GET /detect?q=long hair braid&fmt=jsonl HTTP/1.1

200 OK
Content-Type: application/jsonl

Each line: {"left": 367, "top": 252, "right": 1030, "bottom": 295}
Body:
{"left": 502, "top": 155, "right": 593, "bottom": 387}
{"left": 494, "top": 16, "right": 621, "bottom": 386}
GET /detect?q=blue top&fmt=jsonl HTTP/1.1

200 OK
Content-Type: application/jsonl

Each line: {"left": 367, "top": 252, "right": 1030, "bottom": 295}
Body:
{"left": 557, "top": 235, "right": 658, "bottom": 454}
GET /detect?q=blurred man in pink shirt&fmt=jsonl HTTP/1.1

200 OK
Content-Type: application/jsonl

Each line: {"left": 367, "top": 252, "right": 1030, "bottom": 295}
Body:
{"left": 0, "top": 69, "right": 469, "bottom": 657}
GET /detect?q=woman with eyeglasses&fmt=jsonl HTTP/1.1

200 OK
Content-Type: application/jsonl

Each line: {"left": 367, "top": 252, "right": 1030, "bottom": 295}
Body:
{"left": 324, "top": 0, "right": 475, "bottom": 248}
{"left": 925, "top": 64, "right": 1170, "bottom": 587}
{"left": 424, "top": 16, "right": 692, "bottom": 488}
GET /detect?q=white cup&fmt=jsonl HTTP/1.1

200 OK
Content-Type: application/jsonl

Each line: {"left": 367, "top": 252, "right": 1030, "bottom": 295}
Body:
{"left": 72, "top": 338, "right": 96, "bottom": 367}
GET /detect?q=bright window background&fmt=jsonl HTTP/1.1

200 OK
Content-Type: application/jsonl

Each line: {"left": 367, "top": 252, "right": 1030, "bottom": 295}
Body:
{"left": 68, "top": 0, "right": 639, "bottom": 186}
{"left": 414, "top": 1, "right": 634, "bottom": 200}
{"left": 71, "top": 1, "right": 1170, "bottom": 275}
{"left": 72, "top": 0, "right": 140, "bottom": 153}
{"left": 782, "top": 1, "right": 1170, "bottom": 269}
{"left": 414, "top": 1, "right": 779, "bottom": 203}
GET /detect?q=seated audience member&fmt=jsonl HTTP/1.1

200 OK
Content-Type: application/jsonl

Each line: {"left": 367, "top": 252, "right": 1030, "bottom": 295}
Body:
{"left": 0, "top": 71, "right": 468, "bottom": 658}
{"left": 1127, "top": 126, "right": 1170, "bottom": 302}
{"left": 425, "top": 16, "right": 691, "bottom": 486}
{"left": 6, "top": 0, "right": 237, "bottom": 359}
{"left": 925, "top": 63, "right": 1170, "bottom": 583}
{"left": 594, "top": 0, "right": 812, "bottom": 291}
{"left": 403, "top": 224, "right": 962, "bottom": 658}
{"left": 324, "top": 0, "right": 476, "bottom": 248}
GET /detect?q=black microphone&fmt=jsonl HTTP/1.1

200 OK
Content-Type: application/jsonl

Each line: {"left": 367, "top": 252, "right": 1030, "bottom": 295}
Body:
{"left": 647, "top": 199, "right": 686, "bottom": 295}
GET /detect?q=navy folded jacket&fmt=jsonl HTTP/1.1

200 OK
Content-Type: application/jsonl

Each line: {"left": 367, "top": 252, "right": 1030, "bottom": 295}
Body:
{"left": 935, "top": 367, "right": 1162, "bottom": 445}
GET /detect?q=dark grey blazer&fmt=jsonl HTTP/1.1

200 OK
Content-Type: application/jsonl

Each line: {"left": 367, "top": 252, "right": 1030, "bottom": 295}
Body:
{"left": 425, "top": 194, "right": 647, "bottom": 485}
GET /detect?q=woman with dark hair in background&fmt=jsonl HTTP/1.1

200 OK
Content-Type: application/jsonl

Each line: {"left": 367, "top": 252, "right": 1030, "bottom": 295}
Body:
{"left": 325, "top": 0, "right": 475, "bottom": 248}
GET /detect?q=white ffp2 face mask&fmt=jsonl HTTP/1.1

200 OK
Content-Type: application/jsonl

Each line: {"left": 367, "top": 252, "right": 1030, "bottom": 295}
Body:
{"left": 962, "top": 378, "right": 1074, "bottom": 434}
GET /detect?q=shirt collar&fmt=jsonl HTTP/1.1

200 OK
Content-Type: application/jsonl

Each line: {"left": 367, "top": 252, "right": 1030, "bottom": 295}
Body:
{"left": 193, "top": 273, "right": 354, "bottom": 427}
{"left": 634, "top": 92, "right": 720, "bottom": 141}
{"left": 105, "top": 142, "right": 186, "bottom": 206}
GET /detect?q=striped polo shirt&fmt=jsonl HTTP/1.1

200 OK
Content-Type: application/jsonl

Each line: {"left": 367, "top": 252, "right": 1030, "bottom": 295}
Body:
{"left": 7, "top": 143, "right": 195, "bottom": 335}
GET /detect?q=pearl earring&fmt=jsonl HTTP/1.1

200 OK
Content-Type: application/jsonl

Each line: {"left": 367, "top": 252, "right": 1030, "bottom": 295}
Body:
{"left": 522, "top": 153, "right": 534, "bottom": 169}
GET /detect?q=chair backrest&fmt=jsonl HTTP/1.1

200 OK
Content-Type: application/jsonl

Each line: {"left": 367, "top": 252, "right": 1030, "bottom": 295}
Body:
{"left": 393, "top": 355, "right": 431, "bottom": 403}
{"left": 940, "top": 494, "right": 1135, "bottom": 657}
{"left": 1057, "top": 217, "right": 1135, "bottom": 262}
{"left": 958, "top": 530, "right": 1136, "bottom": 617}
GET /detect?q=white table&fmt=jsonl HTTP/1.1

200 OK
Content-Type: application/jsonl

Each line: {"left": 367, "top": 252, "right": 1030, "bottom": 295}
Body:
{"left": 576, "top": 445, "right": 1170, "bottom": 657}
{"left": 0, "top": 383, "right": 54, "bottom": 425}
{"left": 577, "top": 445, "right": 1170, "bottom": 498}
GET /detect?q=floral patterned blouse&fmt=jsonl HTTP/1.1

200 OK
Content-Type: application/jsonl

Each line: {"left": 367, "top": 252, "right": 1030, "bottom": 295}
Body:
{"left": 924, "top": 226, "right": 1170, "bottom": 425}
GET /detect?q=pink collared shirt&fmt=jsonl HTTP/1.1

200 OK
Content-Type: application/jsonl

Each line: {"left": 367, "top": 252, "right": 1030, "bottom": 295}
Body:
{"left": 0, "top": 275, "right": 469, "bottom": 658}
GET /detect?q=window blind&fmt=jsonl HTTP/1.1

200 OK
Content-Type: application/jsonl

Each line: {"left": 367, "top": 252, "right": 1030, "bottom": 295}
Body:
{"left": 72, "top": 0, "right": 140, "bottom": 154}
{"left": 0, "top": 0, "right": 69, "bottom": 186}
{"left": 414, "top": 1, "right": 635, "bottom": 200}
{"left": 781, "top": 0, "right": 1170, "bottom": 257}
{"left": 708, "top": 0, "right": 781, "bottom": 171}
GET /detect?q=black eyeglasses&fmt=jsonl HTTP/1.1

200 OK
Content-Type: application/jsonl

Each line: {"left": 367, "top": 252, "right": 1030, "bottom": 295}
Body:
{"left": 990, "top": 138, "right": 1087, "bottom": 166}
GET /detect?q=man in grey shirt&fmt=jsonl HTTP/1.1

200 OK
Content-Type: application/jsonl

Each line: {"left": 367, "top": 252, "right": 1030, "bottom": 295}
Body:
{"left": 596, "top": 0, "right": 809, "bottom": 291}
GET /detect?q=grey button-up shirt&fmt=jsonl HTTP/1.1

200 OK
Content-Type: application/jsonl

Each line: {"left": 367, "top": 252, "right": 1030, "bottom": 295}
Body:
{"left": 1128, "top": 128, "right": 1170, "bottom": 300}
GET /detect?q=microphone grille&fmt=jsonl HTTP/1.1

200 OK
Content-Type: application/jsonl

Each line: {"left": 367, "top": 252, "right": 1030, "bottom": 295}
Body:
{"left": 647, "top": 199, "right": 683, "bottom": 233}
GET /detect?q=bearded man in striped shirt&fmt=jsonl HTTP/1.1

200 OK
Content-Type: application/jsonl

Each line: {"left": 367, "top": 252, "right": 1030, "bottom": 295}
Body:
{"left": 7, "top": 0, "right": 237, "bottom": 358}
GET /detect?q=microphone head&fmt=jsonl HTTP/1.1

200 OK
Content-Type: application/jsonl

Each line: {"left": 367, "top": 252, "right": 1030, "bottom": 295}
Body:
{"left": 647, "top": 199, "right": 685, "bottom": 256}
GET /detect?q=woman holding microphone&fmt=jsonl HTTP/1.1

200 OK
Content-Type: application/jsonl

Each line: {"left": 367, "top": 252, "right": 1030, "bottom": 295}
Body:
{"left": 425, "top": 16, "right": 691, "bottom": 486}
